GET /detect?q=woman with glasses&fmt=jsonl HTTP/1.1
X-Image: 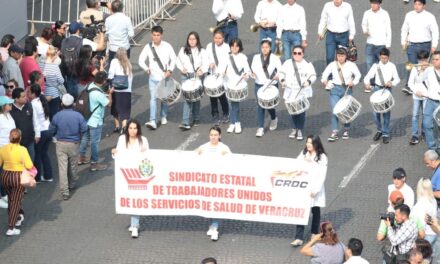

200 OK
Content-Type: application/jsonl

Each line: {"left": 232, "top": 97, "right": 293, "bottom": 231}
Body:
{"left": 51, "top": 20, "right": 66, "bottom": 50}
{"left": 280, "top": 45, "right": 316, "bottom": 140}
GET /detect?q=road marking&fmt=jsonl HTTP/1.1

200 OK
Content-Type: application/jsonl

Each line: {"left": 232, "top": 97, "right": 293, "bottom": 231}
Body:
{"left": 175, "top": 132, "right": 200, "bottom": 151}
{"left": 338, "top": 144, "right": 380, "bottom": 188}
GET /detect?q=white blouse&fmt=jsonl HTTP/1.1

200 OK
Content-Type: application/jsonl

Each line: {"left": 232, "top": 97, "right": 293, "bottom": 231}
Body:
{"left": 251, "top": 53, "right": 282, "bottom": 85}
{"left": 280, "top": 59, "right": 316, "bottom": 100}
{"left": 297, "top": 151, "right": 328, "bottom": 208}
{"left": 176, "top": 47, "right": 209, "bottom": 75}
{"left": 0, "top": 113, "right": 16, "bottom": 147}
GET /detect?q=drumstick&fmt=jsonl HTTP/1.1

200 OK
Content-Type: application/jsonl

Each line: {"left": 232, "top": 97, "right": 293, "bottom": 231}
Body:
{"left": 293, "top": 74, "right": 316, "bottom": 99}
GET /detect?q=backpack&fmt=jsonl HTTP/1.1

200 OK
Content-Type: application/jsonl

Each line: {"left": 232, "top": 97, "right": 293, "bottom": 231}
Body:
{"left": 75, "top": 86, "right": 102, "bottom": 120}
{"left": 60, "top": 36, "right": 83, "bottom": 76}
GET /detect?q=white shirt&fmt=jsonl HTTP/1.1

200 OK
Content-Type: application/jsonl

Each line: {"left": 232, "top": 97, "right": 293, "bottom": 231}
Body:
{"left": 276, "top": 3, "right": 306, "bottom": 40}
{"left": 363, "top": 61, "right": 400, "bottom": 87}
{"left": 426, "top": 67, "right": 440, "bottom": 101}
{"left": 31, "top": 97, "right": 50, "bottom": 138}
{"left": 387, "top": 183, "right": 415, "bottom": 212}
{"left": 297, "top": 151, "right": 328, "bottom": 207}
{"left": 83, "top": 38, "right": 98, "bottom": 52}
{"left": 279, "top": 59, "right": 316, "bottom": 100}
{"left": 138, "top": 41, "right": 176, "bottom": 81}
{"left": 251, "top": 53, "right": 282, "bottom": 85}
{"left": 321, "top": 61, "right": 361, "bottom": 86}
{"left": 197, "top": 142, "right": 231, "bottom": 156}
{"left": 408, "top": 66, "right": 429, "bottom": 100}
{"left": 212, "top": 0, "right": 243, "bottom": 22}
{"left": 401, "top": 10, "right": 439, "bottom": 48}
{"left": 0, "top": 113, "right": 16, "bottom": 147}
{"left": 411, "top": 198, "right": 437, "bottom": 236}
{"left": 37, "top": 37, "right": 50, "bottom": 57}
{"left": 361, "top": 8, "right": 391, "bottom": 47}
{"left": 205, "top": 42, "right": 230, "bottom": 74}
{"left": 115, "top": 135, "right": 149, "bottom": 161}
{"left": 318, "top": 1, "right": 356, "bottom": 39}
{"left": 220, "top": 53, "right": 251, "bottom": 86}
{"left": 105, "top": 12, "right": 135, "bottom": 52}
{"left": 254, "top": 0, "right": 282, "bottom": 24}
{"left": 344, "top": 256, "right": 370, "bottom": 264}
{"left": 108, "top": 58, "right": 133, "bottom": 93}
{"left": 176, "top": 47, "right": 209, "bottom": 75}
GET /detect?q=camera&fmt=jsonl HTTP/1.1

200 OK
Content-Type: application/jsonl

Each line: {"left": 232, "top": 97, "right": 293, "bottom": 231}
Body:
{"left": 380, "top": 212, "right": 395, "bottom": 227}
{"left": 81, "top": 15, "right": 105, "bottom": 41}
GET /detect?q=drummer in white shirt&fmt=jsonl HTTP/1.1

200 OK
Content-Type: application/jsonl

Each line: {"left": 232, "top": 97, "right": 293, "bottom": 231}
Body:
{"left": 138, "top": 26, "right": 176, "bottom": 130}
{"left": 363, "top": 48, "right": 400, "bottom": 144}
{"left": 280, "top": 46, "right": 316, "bottom": 140}
{"left": 212, "top": 0, "right": 243, "bottom": 44}
{"left": 321, "top": 47, "right": 361, "bottom": 142}
{"left": 361, "top": 0, "right": 391, "bottom": 93}
{"left": 251, "top": 39, "right": 282, "bottom": 138}
{"left": 206, "top": 29, "right": 230, "bottom": 125}
{"left": 176, "top": 32, "right": 208, "bottom": 131}
{"left": 254, "top": 0, "right": 282, "bottom": 52}
{"left": 422, "top": 51, "right": 440, "bottom": 150}
{"left": 276, "top": 0, "right": 307, "bottom": 61}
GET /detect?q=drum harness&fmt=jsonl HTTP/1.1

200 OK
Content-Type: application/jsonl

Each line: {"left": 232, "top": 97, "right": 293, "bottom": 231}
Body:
{"left": 260, "top": 53, "right": 278, "bottom": 92}
{"left": 150, "top": 42, "right": 171, "bottom": 87}
{"left": 230, "top": 55, "right": 245, "bottom": 86}
{"left": 336, "top": 62, "right": 353, "bottom": 97}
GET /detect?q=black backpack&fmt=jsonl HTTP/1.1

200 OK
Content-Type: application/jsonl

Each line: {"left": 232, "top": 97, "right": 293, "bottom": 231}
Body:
{"left": 60, "top": 36, "right": 82, "bottom": 76}
{"left": 75, "top": 86, "right": 102, "bottom": 120}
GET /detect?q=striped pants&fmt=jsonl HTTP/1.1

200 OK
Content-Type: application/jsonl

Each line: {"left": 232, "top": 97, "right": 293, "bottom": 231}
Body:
{"left": 1, "top": 171, "right": 25, "bottom": 228}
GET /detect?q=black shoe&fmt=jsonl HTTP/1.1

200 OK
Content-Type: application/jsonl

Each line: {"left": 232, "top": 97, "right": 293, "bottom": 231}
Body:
{"left": 179, "top": 124, "right": 191, "bottom": 131}
{"left": 373, "top": 132, "right": 382, "bottom": 141}
{"left": 409, "top": 136, "right": 419, "bottom": 145}
{"left": 221, "top": 114, "right": 229, "bottom": 123}
{"left": 383, "top": 136, "right": 390, "bottom": 144}
{"left": 402, "top": 87, "right": 412, "bottom": 95}
{"left": 113, "top": 127, "right": 121, "bottom": 133}
{"left": 192, "top": 120, "right": 200, "bottom": 127}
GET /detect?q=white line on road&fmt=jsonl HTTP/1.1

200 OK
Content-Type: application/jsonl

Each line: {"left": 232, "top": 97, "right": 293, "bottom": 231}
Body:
{"left": 174, "top": 132, "right": 200, "bottom": 151}
{"left": 338, "top": 144, "right": 380, "bottom": 188}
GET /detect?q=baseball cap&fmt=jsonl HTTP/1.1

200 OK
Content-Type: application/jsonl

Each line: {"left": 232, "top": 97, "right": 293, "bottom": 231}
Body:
{"left": 389, "top": 190, "right": 404, "bottom": 204}
{"left": 392, "top": 168, "right": 406, "bottom": 179}
{"left": 0, "top": 96, "right": 14, "bottom": 107}
{"left": 9, "top": 44, "right": 24, "bottom": 54}
{"left": 69, "top": 21, "right": 84, "bottom": 34}
{"left": 62, "top": 93, "right": 74, "bottom": 107}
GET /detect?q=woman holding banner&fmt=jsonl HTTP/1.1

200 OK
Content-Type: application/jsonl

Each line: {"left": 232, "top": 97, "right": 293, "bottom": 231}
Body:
{"left": 112, "top": 119, "right": 149, "bottom": 238}
{"left": 196, "top": 126, "right": 231, "bottom": 241}
{"left": 291, "top": 135, "right": 328, "bottom": 247}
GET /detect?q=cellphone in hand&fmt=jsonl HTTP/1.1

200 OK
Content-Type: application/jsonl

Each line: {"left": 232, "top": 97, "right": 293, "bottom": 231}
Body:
{"left": 426, "top": 214, "right": 433, "bottom": 225}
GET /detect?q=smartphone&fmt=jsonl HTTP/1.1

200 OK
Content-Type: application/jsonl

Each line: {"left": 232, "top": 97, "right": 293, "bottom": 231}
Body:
{"left": 426, "top": 214, "right": 433, "bottom": 225}
{"left": 100, "top": 1, "right": 107, "bottom": 7}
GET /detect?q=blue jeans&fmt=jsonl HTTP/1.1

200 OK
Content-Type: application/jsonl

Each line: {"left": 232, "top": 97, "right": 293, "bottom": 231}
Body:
{"left": 291, "top": 112, "right": 306, "bottom": 130}
{"left": 131, "top": 215, "right": 140, "bottom": 228}
{"left": 412, "top": 98, "right": 426, "bottom": 138}
{"left": 406, "top": 42, "right": 431, "bottom": 82}
{"left": 221, "top": 21, "right": 238, "bottom": 44}
{"left": 35, "top": 130, "right": 53, "bottom": 181}
{"left": 259, "top": 28, "right": 277, "bottom": 52}
{"left": 282, "top": 31, "right": 302, "bottom": 62}
{"left": 330, "top": 85, "right": 352, "bottom": 132}
{"left": 148, "top": 79, "right": 168, "bottom": 122}
{"left": 230, "top": 101, "right": 240, "bottom": 124}
{"left": 365, "top": 44, "right": 385, "bottom": 72}
{"left": 325, "top": 31, "right": 349, "bottom": 65}
{"left": 65, "top": 75, "right": 78, "bottom": 100}
{"left": 182, "top": 100, "right": 201, "bottom": 125}
{"left": 79, "top": 125, "right": 103, "bottom": 163}
{"left": 48, "top": 97, "right": 61, "bottom": 121}
{"left": 372, "top": 86, "right": 391, "bottom": 137}
{"left": 210, "top": 219, "right": 220, "bottom": 229}
{"left": 255, "top": 84, "right": 276, "bottom": 128}
{"left": 423, "top": 98, "right": 439, "bottom": 149}
{"left": 26, "top": 142, "right": 35, "bottom": 163}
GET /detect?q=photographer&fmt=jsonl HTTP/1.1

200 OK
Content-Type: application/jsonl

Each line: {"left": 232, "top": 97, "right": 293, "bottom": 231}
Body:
{"left": 79, "top": 0, "right": 109, "bottom": 26}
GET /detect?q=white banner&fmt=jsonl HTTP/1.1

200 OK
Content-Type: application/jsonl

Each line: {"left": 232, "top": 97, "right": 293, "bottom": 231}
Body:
{"left": 115, "top": 149, "right": 315, "bottom": 225}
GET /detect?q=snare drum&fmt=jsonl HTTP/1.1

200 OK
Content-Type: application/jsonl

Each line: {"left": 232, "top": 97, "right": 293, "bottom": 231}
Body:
{"left": 257, "top": 85, "right": 280, "bottom": 109}
{"left": 181, "top": 79, "right": 204, "bottom": 102}
{"left": 370, "top": 89, "right": 394, "bottom": 113}
{"left": 225, "top": 79, "right": 248, "bottom": 102}
{"left": 157, "top": 78, "right": 181, "bottom": 105}
{"left": 433, "top": 105, "right": 440, "bottom": 127}
{"left": 204, "top": 74, "right": 225, "bottom": 97}
{"left": 285, "top": 96, "right": 310, "bottom": 115}
{"left": 333, "top": 95, "right": 362, "bottom": 124}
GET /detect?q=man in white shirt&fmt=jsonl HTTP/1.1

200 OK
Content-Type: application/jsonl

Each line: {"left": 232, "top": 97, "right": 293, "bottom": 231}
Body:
{"left": 254, "top": 0, "right": 282, "bottom": 52}
{"left": 138, "top": 26, "right": 176, "bottom": 130}
{"left": 401, "top": 0, "right": 439, "bottom": 94}
{"left": 276, "top": 0, "right": 307, "bottom": 61}
{"left": 318, "top": 0, "right": 355, "bottom": 65}
{"left": 363, "top": 48, "right": 400, "bottom": 144}
{"left": 212, "top": 0, "right": 243, "bottom": 44}
{"left": 344, "top": 238, "right": 369, "bottom": 264}
{"left": 422, "top": 51, "right": 440, "bottom": 150}
{"left": 387, "top": 168, "right": 415, "bottom": 212}
{"left": 361, "top": 0, "right": 391, "bottom": 93}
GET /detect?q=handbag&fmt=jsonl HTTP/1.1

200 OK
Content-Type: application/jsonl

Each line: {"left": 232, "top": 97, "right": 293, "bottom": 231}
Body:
{"left": 348, "top": 41, "right": 358, "bottom": 62}
{"left": 112, "top": 75, "right": 129, "bottom": 90}
{"left": 382, "top": 244, "right": 408, "bottom": 264}
{"left": 19, "top": 148, "right": 37, "bottom": 188}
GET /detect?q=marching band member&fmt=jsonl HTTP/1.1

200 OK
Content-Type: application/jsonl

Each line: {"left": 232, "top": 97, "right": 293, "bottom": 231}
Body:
{"left": 318, "top": 0, "right": 355, "bottom": 65}
{"left": 361, "top": 0, "right": 391, "bottom": 93}
{"left": 253, "top": 0, "right": 282, "bottom": 52}
{"left": 176, "top": 32, "right": 208, "bottom": 130}
{"left": 408, "top": 50, "right": 430, "bottom": 146}
{"left": 206, "top": 29, "right": 230, "bottom": 125}
{"left": 363, "top": 48, "right": 400, "bottom": 144}
{"left": 251, "top": 39, "right": 282, "bottom": 137}
{"left": 421, "top": 51, "right": 440, "bottom": 150}
{"left": 321, "top": 47, "right": 361, "bottom": 142}
{"left": 212, "top": 0, "right": 244, "bottom": 44}
{"left": 276, "top": 0, "right": 307, "bottom": 61}
{"left": 280, "top": 45, "right": 316, "bottom": 140}
{"left": 219, "top": 38, "right": 251, "bottom": 134}
{"left": 138, "top": 26, "right": 176, "bottom": 130}
{"left": 401, "top": 0, "right": 439, "bottom": 94}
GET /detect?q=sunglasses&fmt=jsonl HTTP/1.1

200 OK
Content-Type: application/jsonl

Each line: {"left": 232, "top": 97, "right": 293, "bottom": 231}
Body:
{"left": 6, "top": 85, "right": 15, "bottom": 89}
{"left": 293, "top": 52, "right": 303, "bottom": 55}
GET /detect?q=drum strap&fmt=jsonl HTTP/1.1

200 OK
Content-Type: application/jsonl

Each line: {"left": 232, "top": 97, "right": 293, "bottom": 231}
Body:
{"left": 435, "top": 70, "right": 440, "bottom": 85}
{"left": 292, "top": 60, "right": 302, "bottom": 87}
{"left": 150, "top": 42, "right": 166, "bottom": 72}
{"left": 377, "top": 64, "right": 386, "bottom": 86}
{"left": 212, "top": 43, "right": 219, "bottom": 67}
{"left": 230, "top": 55, "right": 243, "bottom": 76}
{"left": 261, "top": 53, "right": 271, "bottom": 79}
{"left": 189, "top": 53, "right": 197, "bottom": 73}
{"left": 336, "top": 62, "right": 346, "bottom": 87}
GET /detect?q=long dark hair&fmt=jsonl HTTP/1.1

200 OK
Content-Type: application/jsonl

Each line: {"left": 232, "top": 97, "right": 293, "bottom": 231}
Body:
{"left": 209, "top": 126, "right": 222, "bottom": 142}
{"left": 124, "top": 119, "right": 143, "bottom": 148}
{"left": 75, "top": 45, "right": 93, "bottom": 81}
{"left": 184, "top": 31, "right": 202, "bottom": 55}
{"left": 302, "top": 135, "right": 326, "bottom": 162}
{"left": 29, "top": 84, "right": 49, "bottom": 119}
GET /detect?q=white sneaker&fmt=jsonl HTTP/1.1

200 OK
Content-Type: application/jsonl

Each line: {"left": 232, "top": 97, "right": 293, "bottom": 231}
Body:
{"left": 210, "top": 229, "right": 219, "bottom": 241}
{"left": 131, "top": 227, "right": 138, "bottom": 238}
{"left": 128, "top": 226, "right": 133, "bottom": 232}
{"left": 288, "top": 129, "right": 297, "bottom": 139}
{"left": 206, "top": 227, "right": 215, "bottom": 236}
{"left": 269, "top": 117, "right": 278, "bottom": 131}
{"left": 235, "top": 122, "right": 242, "bottom": 134}
{"left": 0, "top": 199, "right": 7, "bottom": 209}
{"left": 1, "top": 195, "right": 7, "bottom": 202}
{"left": 290, "top": 239, "right": 304, "bottom": 247}
{"left": 6, "top": 228, "right": 20, "bottom": 236}
{"left": 296, "top": 130, "right": 303, "bottom": 141}
{"left": 52, "top": 137, "right": 57, "bottom": 143}
{"left": 161, "top": 117, "right": 168, "bottom": 125}
{"left": 256, "top": 128, "right": 264, "bottom": 137}
{"left": 15, "top": 214, "right": 24, "bottom": 227}
{"left": 227, "top": 124, "right": 235, "bottom": 133}
{"left": 145, "top": 121, "right": 157, "bottom": 130}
